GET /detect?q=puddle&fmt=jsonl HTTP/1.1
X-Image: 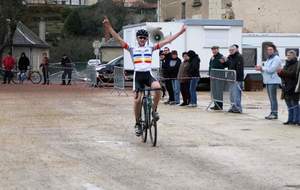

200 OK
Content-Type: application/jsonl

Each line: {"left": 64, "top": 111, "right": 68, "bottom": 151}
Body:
{"left": 97, "top": 140, "right": 131, "bottom": 147}
{"left": 285, "top": 184, "right": 300, "bottom": 189}
{"left": 241, "top": 128, "right": 252, "bottom": 131}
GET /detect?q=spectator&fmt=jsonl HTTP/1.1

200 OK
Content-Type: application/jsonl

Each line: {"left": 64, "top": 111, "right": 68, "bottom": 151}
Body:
{"left": 159, "top": 50, "right": 167, "bottom": 98}
{"left": 177, "top": 52, "right": 190, "bottom": 106}
{"left": 256, "top": 43, "right": 282, "bottom": 120}
{"left": 187, "top": 50, "right": 200, "bottom": 107}
{"left": 40, "top": 53, "right": 49, "bottom": 85}
{"left": 18, "top": 52, "right": 30, "bottom": 81}
{"left": 277, "top": 50, "right": 299, "bottom": 125}
{"left": 162, "top": 47, "right": 175, "bottom": 104}
{"left": 169, "top": 50, "right": 181, "bottom": 105}
{"left": 296, "top": 61, "right": 300, "bottom": 94}
{"left": 2, "top": 52, "right": 16, "bottom": 84}
{"left": 227, "top": 44, "right": 244, "bottom": 113}
{"left": 209, "top": 46, "right": 227, "bottom": 110}
{"left": 61, "top": 54, "right": 73, "bottom": 85}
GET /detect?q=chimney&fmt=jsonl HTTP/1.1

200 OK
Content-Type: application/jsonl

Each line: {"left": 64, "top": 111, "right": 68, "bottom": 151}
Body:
{"left": 39, "top": 18, "right": 46, "bottom": 42}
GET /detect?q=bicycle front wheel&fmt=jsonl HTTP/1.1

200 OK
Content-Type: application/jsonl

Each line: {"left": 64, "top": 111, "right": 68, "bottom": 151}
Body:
{"left": 149, "top": 120, "right": 157, "bottom": 147}
{"left": 141, "top": 98, "right": 148, "bottom": 143}
{"left": 30, "top": 71, "right": 42, "bottom": 84}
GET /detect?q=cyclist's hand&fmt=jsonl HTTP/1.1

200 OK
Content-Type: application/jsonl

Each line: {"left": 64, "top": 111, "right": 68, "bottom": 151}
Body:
{"left": 102, "top": 16, "right": 111, "bottom": 28}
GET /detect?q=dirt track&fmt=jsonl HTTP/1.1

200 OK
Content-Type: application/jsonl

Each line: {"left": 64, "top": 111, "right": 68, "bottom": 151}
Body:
{"left": 0, "top": 84, "right": 300, "bottom": 190}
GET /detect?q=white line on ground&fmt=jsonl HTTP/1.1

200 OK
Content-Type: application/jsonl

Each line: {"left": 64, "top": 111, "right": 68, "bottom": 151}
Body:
{"left": 83, "top": 183, "right": 104, "bottom": 190}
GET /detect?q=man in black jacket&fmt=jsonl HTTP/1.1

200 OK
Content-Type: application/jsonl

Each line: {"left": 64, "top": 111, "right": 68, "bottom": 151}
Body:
{"left": 187, "top": 50, "right": 200, "bottom": 107}
{"left": 61, "top": 54, "right": 73, "bottom": 85}
{"left": 209, "top": 46, "right": 227, "bottom": 110}
{"left": 227, "top": 45, "right": 244, "bottom": 113}
{"left": 18, "top": 52, "right": 30, "bottom": 81}
{"left": 162, "top": 47, "right": 175, "bottom": 104}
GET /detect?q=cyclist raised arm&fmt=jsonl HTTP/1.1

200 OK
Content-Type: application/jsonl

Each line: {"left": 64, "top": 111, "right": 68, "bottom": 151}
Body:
{"left": 103, "top": 16, "right": 187, "bottom": 51}
{"left": 102, "top": 16, "right": 128, "bottom": 49}
{"left": 153, "top": 25, "right": 187, "bottom": 51}
{"left": 103, "top": 17, "right": 187, "bottom": 136}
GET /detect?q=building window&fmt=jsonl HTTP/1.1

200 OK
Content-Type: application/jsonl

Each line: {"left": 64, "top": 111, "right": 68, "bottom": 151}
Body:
{"left": 242, "top": 48, "right": 257, "bottom": 67}
{"left": 181, "top": 2, "right": 186, "bottom": 19}
{"left": 192, "top": 0, "right": 202, "bottom": 7}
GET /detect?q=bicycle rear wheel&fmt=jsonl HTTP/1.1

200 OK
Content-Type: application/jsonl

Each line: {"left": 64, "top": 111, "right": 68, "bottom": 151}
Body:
{"left": 30, "top": 71, "right": 42, "bottom": 84}
{"left": 11, "top": 72, "right": 20, "bottom": 84}
{"left": 141, "top": 98, "right": 148, "bottom": 143}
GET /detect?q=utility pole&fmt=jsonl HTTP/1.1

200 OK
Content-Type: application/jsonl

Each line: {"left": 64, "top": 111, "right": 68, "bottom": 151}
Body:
{"left": 157, "top": 0, "right": 160, "bottom": 22}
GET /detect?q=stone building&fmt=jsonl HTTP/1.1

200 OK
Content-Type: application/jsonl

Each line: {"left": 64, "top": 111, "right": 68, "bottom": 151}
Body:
{"left": 159, "top": 0, "right": 300, "bottom": 33}
{"left": 25, "top": 0, "right": 97, "bottom": 6}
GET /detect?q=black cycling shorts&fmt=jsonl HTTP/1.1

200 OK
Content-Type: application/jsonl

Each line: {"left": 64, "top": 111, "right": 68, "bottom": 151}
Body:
{"left": 134, "top": 71, "right": 157, "bottom": 91}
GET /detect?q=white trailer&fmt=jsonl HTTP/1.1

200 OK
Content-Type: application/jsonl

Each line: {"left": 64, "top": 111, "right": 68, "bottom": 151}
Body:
{"left": 123, "top": 19, "right": 243, "bottom": 78}
{"left": 242, "top": 33, "right": 300, "bottom": 64}
{"left": 241, "top": 33, "right": 300, "bottom": 77}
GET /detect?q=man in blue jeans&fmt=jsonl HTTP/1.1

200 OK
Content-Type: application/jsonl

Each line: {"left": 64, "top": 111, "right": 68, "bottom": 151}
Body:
{"left": 226, "top": 45, "right": 244, "bottom": 113}
{"left": 169, "top": 50, "right": 181, "bottom": 105}
{"left": 187, "top": 50, "right": 200, "bottom": 107}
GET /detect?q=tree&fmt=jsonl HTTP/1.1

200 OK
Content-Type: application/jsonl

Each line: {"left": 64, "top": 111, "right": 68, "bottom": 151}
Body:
{"left": 64, "top": 10, "right": 82, "bottom": 35}
{"left": 0, "top": 0, "right": 25, "bottom": 57}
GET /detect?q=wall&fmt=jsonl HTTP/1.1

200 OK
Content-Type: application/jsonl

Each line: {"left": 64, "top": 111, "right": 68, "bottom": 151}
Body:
{"left": 159, "top": 0, "right": 209, "bottom": 21}
{"left": 159, "top": 0, "right": 300, "bottom": 33}
{"left": 232, "top": 0, "right": 300, "bottom": 33}
{"left": 100, "top": 48, "right": 123, "bottom": 63}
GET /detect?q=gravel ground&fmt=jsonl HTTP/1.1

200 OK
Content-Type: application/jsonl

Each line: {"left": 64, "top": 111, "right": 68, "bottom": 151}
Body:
{"left": 0, "top": 84, "right": 299, "bottom": 190}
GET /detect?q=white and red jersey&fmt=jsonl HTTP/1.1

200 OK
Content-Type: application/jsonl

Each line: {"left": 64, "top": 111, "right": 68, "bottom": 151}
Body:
{"left": 123, "top": 43, "right": 159, "bottom": 72}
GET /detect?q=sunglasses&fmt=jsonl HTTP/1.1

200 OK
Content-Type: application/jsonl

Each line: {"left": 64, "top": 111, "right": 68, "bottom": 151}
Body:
{"left": 138, "top": 36, "right": 147, "bottom": 40}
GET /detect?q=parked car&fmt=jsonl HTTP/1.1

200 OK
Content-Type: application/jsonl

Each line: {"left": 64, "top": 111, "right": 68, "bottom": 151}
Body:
{"left": 97, "top": 56, "right": 134, "bottom": 83}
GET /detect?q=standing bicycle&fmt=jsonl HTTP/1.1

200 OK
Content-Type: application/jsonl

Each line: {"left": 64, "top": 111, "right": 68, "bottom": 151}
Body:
{"left": 12, "top": 66, "right": 42, "bottom": 84}
{"left": 103, "top": 16, "right": 186, "bottom": 139}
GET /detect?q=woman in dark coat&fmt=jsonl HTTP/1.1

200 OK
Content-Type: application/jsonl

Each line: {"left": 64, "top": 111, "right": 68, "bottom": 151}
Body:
{"left": 18, "top": 52, "right": 30, "bottom": 72}
{"left": 177, "top": 52, "right": 190, "bottom": 106}
{"left": 278, "top": 50, "right": 300, "bottom": 125}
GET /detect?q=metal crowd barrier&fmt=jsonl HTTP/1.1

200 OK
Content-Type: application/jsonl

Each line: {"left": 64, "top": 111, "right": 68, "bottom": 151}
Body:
{"left": 111, "top": 66, "right": 128, "bottom": 96}
{"left": 206, "top": 69, "right": 238, "bottom": 111}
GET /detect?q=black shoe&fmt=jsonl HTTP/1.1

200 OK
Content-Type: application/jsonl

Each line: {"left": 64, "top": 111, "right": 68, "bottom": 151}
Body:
{"left": 214, "top": 107, "right": 223, "bottom": 111}
{"left": 152, "top": 111, "right": 160, "bottom": 121}
{"left": 210, "top": 106, "right": 217, "bottom": 110}
{"left": 265, "top": 114, "right": 278, "bottom": 120}
{"left": 211, "top": 106, "right": 222, "bottom": 110}
{"left": 283, "top": 121, "right": 294, "bottom": 125}
{"left": 230, "top": 108, "right": 242, "bottom": 114}
{"left": 135, "top": 123, "right": 142, "bottom": 137}
{"left": 164, "top": 101, "right": 170, "bottom": 105}
{"left": 180, "top": 103, "right": 188, "bottom": 106}
{"left": 169, "top": 101, "right": 176, "bottom": 105}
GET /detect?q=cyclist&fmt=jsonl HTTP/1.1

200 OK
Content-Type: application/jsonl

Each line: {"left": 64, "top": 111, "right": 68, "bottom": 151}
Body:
{"left": 103, "top": 17, "right": 187, "bottom": 136}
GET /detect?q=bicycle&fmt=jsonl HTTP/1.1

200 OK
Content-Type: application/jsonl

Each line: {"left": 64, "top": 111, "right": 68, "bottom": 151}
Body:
{"left": 138, "top": 88, "right": 161, "bottom": 147}
{"left": 12, "top": 67, "right": 42, "bottom": 84}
